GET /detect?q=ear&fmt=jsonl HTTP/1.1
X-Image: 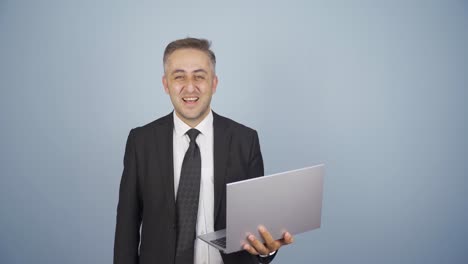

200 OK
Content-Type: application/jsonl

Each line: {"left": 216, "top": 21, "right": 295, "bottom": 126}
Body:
{"left": 212, "top": 75, "right": 218, "bottom": 94}
{"left": 162, "top": 75, "right": 169, "bottom": 94}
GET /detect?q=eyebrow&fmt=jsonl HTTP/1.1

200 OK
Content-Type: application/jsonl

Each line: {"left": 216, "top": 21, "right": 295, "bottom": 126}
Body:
{"left": 193, "top": 69, "right": 208, "bottom": 74}
{"left": 170, "top": 69, "right": 208, "bottom": 75}
{"left": 170, "top": 69, "right": 186, "bottom": 75}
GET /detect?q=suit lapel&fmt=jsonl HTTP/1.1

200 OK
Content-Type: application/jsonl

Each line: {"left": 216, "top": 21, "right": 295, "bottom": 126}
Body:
{"left": 155, "top": 113, "right": 176, "bottom": 214}
{"left": 213, "top": 112, "right": 231, "bottom": 224}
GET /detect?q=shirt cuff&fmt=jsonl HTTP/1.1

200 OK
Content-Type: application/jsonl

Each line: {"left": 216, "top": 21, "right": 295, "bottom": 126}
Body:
{"left": 257, "top": 250, "right": 277, "bottom": 264}
{"left": 259, "top": 250, "right": 276, "bottom": 258}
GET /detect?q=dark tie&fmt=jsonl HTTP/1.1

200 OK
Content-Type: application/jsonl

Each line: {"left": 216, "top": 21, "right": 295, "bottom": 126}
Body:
{"left": 175, "top": 128, "right": 201, "bottom": 264}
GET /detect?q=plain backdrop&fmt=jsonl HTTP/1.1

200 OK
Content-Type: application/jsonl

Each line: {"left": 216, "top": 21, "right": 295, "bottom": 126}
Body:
{"left": 1, "top": 1, "right": 467, "bottom": 263}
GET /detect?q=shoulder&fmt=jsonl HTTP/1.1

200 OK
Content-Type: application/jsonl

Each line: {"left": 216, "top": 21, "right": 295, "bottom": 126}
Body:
{"left": 127, "top": 112, "right": 172, "bottom": 142}
{"left": 213, "top": 111, "right": 258, "bottom": 136}
{"left": 213, "top": 111, "right": 261, "bottom": 148}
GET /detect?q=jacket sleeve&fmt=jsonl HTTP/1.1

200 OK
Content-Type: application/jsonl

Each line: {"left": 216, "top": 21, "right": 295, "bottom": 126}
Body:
{"left": 248, "top": 130, "right": 265, "bottom": 179}
{"left": 250, "top": 131, "right": 278, "bottom": 264}
{"left": 114, "top": 129, "right": 142, "bottom": 264}
{"left": 222, "top": 130, "right": 270, "bottom": 264}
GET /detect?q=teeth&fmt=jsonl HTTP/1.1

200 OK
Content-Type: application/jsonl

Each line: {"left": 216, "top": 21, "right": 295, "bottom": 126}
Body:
{"left": 183, "top": 97, "right": 198, "bottom": 102}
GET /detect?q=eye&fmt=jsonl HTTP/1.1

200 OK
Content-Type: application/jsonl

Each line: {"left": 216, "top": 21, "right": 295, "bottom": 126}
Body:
{"left": 174, "top": 75, "right": 184, "bottom": 80}
{"left": 195, "top": 75, "right": 205, "bottom": 80}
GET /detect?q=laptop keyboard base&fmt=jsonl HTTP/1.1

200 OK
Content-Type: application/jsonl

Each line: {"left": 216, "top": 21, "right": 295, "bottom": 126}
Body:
{"left": 210, "top": 237, "right": 226, "bottom": 249}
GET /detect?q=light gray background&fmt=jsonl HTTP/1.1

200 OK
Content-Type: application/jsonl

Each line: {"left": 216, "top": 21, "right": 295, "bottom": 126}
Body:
{"left": 1, "top": 1, "right": 467, "bottom": 263}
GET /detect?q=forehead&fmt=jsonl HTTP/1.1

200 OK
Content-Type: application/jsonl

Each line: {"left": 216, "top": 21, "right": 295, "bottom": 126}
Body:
{"left": 165, "top": 48, "right": 212, "bottom": 71}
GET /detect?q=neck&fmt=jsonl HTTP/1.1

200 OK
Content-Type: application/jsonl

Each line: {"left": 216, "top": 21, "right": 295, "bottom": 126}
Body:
{"left": 176, "top": 108, "right": 211, "bottom": 128}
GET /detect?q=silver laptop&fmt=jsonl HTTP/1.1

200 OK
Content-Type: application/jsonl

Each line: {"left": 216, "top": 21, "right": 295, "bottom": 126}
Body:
{"left": 198, "top": 164, "right": 324, "bottom": 253}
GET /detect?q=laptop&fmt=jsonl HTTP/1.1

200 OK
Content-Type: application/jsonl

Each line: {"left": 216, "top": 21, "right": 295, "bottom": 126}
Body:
{"left": 198, "top": 164, "right": 324, "bottom": 253}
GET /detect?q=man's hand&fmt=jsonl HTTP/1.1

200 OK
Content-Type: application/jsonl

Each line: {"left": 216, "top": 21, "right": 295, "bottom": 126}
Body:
{"left": 242, "top": 225, "right": 294, "bottom": 256}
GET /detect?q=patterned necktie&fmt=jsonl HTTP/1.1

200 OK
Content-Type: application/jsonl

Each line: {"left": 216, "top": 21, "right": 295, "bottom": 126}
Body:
{"left": 175, "top": 128, "right": 201, "bottom": 264}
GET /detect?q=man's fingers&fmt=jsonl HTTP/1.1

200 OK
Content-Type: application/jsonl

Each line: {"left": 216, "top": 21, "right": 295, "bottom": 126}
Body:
{"left": 247, "top": 234, "right": 270, "bottom": 255}
{"left": 279, "top": 231, "right": 294, "bottom": 246}
{"left": 243, "top": 243, "right": 259, "bottom": 255}
{"left": 244, "top": 229, "right": 295, "bottom": 256}
{"left": 258, "top": 225, "right": 281, "bottom": 251}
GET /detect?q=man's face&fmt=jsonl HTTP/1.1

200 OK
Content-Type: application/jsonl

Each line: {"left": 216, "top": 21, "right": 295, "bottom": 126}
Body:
{"left": 163, "top": 48, "right": 218, "bottom": 127}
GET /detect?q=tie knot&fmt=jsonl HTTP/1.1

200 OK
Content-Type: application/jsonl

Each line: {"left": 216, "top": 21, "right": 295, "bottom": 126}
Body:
{"left": 186, "top": 128, "right": 200, "bottom": 143}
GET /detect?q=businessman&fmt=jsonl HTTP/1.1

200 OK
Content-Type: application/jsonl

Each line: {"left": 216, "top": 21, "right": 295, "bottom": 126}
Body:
{"left": 114, "top": 38, "right": 293, "bottom": 264}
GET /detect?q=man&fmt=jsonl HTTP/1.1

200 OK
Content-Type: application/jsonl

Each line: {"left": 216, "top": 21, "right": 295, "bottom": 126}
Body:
{"left": 114, "top": 38, "right": 293, "bottom": 264}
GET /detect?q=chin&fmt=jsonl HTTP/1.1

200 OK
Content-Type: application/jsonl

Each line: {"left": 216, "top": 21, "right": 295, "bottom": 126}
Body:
{"left": 183, "top": 109, "right": 209, "bottom": 121}
{"left": 178, "top": 111, "right": 200, "bottom": 120}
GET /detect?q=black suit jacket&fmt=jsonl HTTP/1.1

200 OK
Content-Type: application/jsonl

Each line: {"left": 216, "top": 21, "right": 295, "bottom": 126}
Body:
{"left": 114, "top": 112, "right": 272, "bottom": 264}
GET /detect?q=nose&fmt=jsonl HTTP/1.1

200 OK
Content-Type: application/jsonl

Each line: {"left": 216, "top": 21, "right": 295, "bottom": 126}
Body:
{"left": 186, "top": 79, "right": 195, "bottom": 93}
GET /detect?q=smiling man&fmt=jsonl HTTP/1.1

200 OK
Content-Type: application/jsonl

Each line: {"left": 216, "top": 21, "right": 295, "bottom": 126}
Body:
{"left": 114, "top": 38, "right": 293, "bottom": 264}
{"left": 163, "top": 47, "right": 217, "bottom": 128}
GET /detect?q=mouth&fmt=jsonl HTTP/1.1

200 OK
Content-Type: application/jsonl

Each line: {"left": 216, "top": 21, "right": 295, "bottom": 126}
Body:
{"left": 182, "top": 97, "right": 199, "bottom": 103}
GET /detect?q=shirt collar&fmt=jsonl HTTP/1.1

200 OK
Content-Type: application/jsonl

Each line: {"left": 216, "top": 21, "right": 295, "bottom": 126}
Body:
{"left": 173, "top": 110, "right": 213, "bottom": 138}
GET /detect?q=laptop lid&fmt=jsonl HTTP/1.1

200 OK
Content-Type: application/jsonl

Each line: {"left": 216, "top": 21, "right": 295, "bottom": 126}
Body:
{"left": 223, "top": 164, "right": 325, "bottom": 253}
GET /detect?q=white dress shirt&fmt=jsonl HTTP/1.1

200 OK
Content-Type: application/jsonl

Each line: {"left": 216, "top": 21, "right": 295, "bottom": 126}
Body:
{"left": 173, "top": 110, "right": 223, "bottom": 264}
